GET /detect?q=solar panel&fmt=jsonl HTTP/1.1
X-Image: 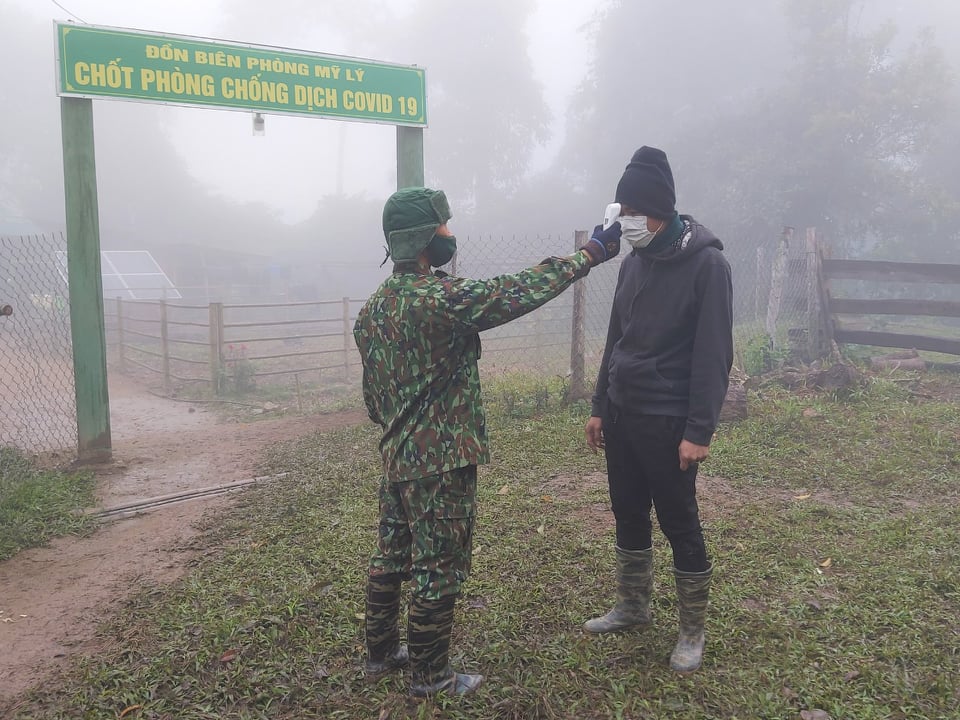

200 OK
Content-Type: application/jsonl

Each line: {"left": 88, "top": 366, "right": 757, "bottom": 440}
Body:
{"left": 55, "top": 250, "right": 182, "bottom": 300}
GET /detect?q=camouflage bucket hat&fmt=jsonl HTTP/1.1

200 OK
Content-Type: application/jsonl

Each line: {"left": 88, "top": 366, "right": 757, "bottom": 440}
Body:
{"left": 382, "top": 187, "right": 452, "bottom": 262}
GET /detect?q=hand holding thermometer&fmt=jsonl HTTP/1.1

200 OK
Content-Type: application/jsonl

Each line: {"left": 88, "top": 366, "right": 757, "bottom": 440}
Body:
{"left": 602, "top": 202, "right": 621, "bottom": 230}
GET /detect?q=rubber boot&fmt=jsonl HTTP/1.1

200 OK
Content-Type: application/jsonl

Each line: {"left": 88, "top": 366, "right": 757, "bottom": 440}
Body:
{"left": 408, "top": 595, "right": 483, "bottom": 697}
{"left": 670, "top": 563, "right": 713, "bottom": 673}
{"left": 364, "top": 574, "right": 408, "bottom": 678}
{"left": 584, "top": 546, "right": 654, "bottom": 633}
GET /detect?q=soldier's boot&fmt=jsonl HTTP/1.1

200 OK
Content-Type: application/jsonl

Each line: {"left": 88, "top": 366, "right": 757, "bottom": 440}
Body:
{"left": 408, "top": 595, "right": 483, "bottom": 697}
{"left": 364, "top": 573, "right": 409, "bottom": 678}
{"left": 584, "top": 546, "right": 654, "bottom": 633}
{"left": 669, "top": 563, "right": 713, "bottom": 673}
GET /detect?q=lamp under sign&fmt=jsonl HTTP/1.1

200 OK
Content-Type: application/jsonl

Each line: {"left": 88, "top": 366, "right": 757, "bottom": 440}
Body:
{"left": 252, "top": 112, "right": 265, "bottom": 136}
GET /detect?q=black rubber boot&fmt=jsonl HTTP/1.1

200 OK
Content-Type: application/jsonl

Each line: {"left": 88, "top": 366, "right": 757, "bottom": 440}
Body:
{"left": 364, "top": 573, "right": 408, "bottom": 678}
{"left": 584, "top": 546, "right": 654, "bottom": 633}
{"left": 670, "top": 563, "right": 713, "bottom": 673}
{"left": 408, "top": 595, "right": 483, "bottom": 697}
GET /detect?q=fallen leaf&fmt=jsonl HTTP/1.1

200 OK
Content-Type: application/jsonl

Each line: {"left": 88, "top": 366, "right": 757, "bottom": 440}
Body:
{"left": 844, "top": 670, "right": 861, "bottom": 682}
{"left": 119, "top": 705, "right": 143, "bottom": 719}
{"left": 473, "top": 545, "right": 482, "bottom": 555}
{"left": 800, "top": 710, "right": 830, "bottom": 720}
{"left": 219, "top": 649, "right": 238, "bottom": 663}
{"left": 497, "top": 484, "right": 510, "bottom": 495}
{"left": 793, "top": 493, "right": 812, "bottom": 500}
{"left": 819, "top": 557, "right": 832, "bottom": 568}
{"left": 781, "top": 686, "right": 798, "bottom": 700}
{"left": 541, "top": 495, "right": 553, "bottom": 503}
{"left": 536, "top": 523, "right": 545, "bottom": 535}
{"left": 802, "top": 408, "right": 821, "bottom": 418}
{"left": 806, "top": 599, "right": 822, "bottom": 611}
{"left": 354, "top": 613, "right": 365, "bottom": 621}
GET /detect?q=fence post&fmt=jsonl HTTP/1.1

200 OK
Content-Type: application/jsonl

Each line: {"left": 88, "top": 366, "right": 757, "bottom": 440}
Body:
{"left": 805, "top": 227, "right": 821, "bottom": 360}
{"left": 160, "top": 298, "right": 170, "bottom": 393}
{"left": 568, "top": 230, "right": 589, "bottom": 400}
{"left": 209, "top": 302, "right": 223, "bottom": 393}
{"left": 766, "top": 226, "right": 793, "bottom": 348}
{"left": 342, "top": 296, "right": 351, "bottom": 382}
{"left": 116, "top": 296, "right": 126, "bottom": 372}
{"left": 62, "top": 97, "right": 111, "bottom": 461}
{"left": 755, "top": 246, "right": 765, "bottom": 323}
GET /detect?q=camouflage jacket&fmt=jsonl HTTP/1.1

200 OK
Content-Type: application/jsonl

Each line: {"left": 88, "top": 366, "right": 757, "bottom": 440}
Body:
{"left": 354, "top": 251, "right": 592, "bottom": 482}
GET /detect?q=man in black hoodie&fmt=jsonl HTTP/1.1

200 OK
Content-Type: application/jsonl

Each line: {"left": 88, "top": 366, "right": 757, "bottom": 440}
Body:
{"left": 583, "top": 146, "right": 733, "bottom": 674}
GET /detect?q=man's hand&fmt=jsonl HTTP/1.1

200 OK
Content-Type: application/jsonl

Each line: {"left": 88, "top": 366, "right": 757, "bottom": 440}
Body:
{"left": 679, "top": 439, "right": 709, "bottom": 470}
{"left": 582, "top": 222, "right": 622, "bottom": 266}
{"left": 585, "top": 416, "right": 605, "bottom": 453}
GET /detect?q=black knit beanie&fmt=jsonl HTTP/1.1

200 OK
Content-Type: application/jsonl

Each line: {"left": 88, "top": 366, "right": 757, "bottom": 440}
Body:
{"left": 614, "top": 146, "right": 676, "bottom": 220}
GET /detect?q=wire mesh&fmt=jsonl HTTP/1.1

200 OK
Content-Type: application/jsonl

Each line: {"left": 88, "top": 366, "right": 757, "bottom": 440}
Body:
{"left": 102, "top": 224, "right": 816, "bottom": 399}
{"left": 0, "top": 234, "right": 77, "bottom": 455}
{"left": 455, "top": 225, "right": 813, "bottom": 387}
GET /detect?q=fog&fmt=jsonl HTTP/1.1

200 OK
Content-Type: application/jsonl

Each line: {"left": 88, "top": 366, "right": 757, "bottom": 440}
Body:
{"left": 2, "top": 0, "right": 959, "bottom": 300}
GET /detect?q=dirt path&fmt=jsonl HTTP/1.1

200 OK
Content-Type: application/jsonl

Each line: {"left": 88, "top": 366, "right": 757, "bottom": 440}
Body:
{"left": 0, "top": 374, "right": 365, "bottom": 713}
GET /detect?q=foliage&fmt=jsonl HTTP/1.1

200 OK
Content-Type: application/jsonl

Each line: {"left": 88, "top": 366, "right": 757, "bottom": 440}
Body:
{"left": 219, "top": 344, "right": 256, "bottom": 395}
{"left": 0, "top": 447, "right": 97, "bottom": 562}
{"left": 9, "top": 370, "right": 960, "bottom": 719}
{"left": 742, "top": 333, "right": 790, "bottom": 376}
{"left": 388, "top": 0, "right": 549, "bottom": 218}
{"left": 560, "top": 0, "right": 959, "bottom": 260}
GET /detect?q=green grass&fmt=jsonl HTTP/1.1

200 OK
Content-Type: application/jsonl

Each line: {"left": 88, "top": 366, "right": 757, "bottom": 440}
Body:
{"left": 8, "top": 371, "right": 960, "bottom": 719}
{"left": 0, "top": 447, "right": 98, "bottom": 562}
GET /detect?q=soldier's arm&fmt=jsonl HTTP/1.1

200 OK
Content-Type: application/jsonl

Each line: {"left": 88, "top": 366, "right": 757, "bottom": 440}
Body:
{"left": 439, "top": 250, "right": 592, "bottom": 334}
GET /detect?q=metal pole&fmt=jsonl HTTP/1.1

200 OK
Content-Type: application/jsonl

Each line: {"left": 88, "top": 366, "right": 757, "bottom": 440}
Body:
{"left": 61, "top": 97, "right": 111, "bottom": 462}
{"left": 397, "top": 126, "right": 424, "bottom": 189}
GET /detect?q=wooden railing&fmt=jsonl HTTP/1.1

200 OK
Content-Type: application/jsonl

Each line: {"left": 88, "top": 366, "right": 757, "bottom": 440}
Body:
{"left": 822, "top": 259, "right": 960, "bottom": 356}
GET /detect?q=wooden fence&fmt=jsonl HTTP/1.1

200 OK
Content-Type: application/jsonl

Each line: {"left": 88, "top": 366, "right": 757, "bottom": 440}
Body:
{"left": 107, "top": 297, "right": 364, "bottom": 394}
{"left": 105, "top": 290, "right": 584, "bottom": 395}
{"left": 822, "top": 258, "right": 960, "bottom": 356}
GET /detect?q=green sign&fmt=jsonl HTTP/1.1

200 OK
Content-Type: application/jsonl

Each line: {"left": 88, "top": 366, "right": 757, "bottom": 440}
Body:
{"left": 55, "top": 23, "right": 427, "bottom": 126}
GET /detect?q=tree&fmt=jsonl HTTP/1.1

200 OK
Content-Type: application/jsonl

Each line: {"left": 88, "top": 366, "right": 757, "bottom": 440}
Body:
{"left": 386, "top": 0, "right": 550, "bottom": 223}
{"left": 555, "top": 0, "right": 789, "bottom": 227}
{"left": 557, "top": 0, "right": 959, "bottom": 261}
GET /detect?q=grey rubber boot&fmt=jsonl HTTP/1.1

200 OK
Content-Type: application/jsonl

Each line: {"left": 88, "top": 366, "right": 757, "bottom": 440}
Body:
{"left": 408, "top": 595, "right": 483, "bottom": 697}
{"left": 364, "top": 574, "right": 408, "bottom": 678}
{"left": 670, "top": 563, "right": 713, "bottom": 673}
{"left": 584, "top": 546, "right": 654, "bottom": 633}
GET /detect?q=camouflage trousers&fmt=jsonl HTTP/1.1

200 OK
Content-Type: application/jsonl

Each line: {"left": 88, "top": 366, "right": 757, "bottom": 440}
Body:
{"left": 370, "top": 465, "right": 477, "bottom": 600}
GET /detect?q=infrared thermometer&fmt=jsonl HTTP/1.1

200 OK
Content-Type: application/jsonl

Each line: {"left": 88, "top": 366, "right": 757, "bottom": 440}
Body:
{"left": 602, "top": 202, "right": 621, "bottom": 230}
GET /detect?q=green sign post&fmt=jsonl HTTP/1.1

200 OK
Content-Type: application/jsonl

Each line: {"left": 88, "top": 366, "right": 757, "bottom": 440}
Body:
{"left": 56, "top": 22, "right": 426, "bottom": 461}
{"left": 56, "top": 24, "right": 427, "bottom": 125}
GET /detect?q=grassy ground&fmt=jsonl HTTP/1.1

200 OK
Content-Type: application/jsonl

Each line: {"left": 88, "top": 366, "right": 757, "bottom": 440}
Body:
{"left": 8, "top": 371, "right": 960, "bottom": 719}
{"left": 0, "top": 447, "right": 97, "bottom": 562}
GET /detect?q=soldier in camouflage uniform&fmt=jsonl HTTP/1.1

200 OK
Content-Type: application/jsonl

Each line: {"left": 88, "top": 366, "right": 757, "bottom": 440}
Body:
{"left": 354, "top": 187, "right": 622, "bottom": 697}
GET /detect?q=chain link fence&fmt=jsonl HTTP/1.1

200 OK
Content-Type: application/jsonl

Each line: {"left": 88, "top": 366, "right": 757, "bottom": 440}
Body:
{"left": 0, "top": 234, "right": 77, "bottom": 456}
{"left": 456, "top": 224, "right": 811, "bottom": 388}
{"left": 101, "top": 223, "right": 813, "bottom": 405}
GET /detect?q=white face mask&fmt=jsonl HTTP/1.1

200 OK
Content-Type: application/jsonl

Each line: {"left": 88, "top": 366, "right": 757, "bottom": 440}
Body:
{"left": 620, "top": 215, "right": 658, "bottom": 249}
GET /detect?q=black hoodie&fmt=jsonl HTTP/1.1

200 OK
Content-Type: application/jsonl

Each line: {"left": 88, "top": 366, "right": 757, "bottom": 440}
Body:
{"left": 590, "top": 215, "right": 733, "bottom": 446}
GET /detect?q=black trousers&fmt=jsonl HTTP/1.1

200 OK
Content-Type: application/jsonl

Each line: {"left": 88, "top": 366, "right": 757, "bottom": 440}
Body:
{"left": 602, "top": 405, "right": 709, "bottom": 573}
